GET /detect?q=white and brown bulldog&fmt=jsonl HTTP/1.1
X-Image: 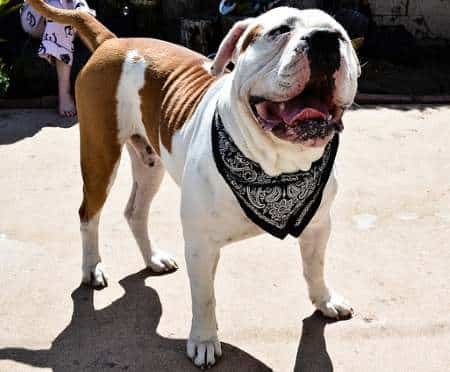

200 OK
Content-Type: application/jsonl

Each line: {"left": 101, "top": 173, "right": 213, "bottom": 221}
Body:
{"left": 28, "top": 0, "right": 360, "bottom": 368}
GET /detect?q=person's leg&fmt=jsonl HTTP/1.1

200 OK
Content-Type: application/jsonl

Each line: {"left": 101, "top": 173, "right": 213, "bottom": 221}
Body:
{"left": 27, "top": 0, "right": 94, "bottom": 116}
{"left": 37, "top": 0, "right": 92, "bottom": 116}
{"left": 54, "top": 0, "right": 94, "bottom": 116}
{"left": 56, "top": 58, "right": 76, "bottom": 117}
{"left": 38, "top": 15, "right": 77, "bottom": 116}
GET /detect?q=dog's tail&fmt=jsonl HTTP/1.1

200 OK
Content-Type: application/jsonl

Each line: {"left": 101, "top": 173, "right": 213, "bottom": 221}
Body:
{"left": 27, "top": 0, "right": 116, "bottom": 52}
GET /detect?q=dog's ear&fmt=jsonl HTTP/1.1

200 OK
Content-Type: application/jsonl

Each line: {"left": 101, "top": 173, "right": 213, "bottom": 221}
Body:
{"left": 350, "top": 37, "right": 363, "bottom": 77}
{"left": 210, "top": 18, "right": 254, "bottom": 77}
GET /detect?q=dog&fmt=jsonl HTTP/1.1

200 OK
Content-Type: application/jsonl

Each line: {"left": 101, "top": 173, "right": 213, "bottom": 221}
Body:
{"left": 28, "top": 0, "right": 360, "bottom": 368}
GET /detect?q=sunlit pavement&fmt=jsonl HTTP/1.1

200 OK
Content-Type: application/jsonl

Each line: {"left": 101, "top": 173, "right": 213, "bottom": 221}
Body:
{"left": 0, "top": 106, "right": 449, "bottom": 371}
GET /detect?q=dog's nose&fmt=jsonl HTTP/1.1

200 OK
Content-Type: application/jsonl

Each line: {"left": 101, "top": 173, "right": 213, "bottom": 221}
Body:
{"left": 304, "top": 29, "right": 341, "bottom": 76}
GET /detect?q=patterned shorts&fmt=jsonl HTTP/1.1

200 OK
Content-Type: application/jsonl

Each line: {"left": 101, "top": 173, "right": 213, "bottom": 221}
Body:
{"left": 20, "top": 0, "right": 93, "bottom": 66}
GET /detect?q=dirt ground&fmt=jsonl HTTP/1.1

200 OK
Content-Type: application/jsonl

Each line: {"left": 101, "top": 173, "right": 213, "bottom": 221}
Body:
{"left": 0, "top": 106, "right": 449, "bottom": 372}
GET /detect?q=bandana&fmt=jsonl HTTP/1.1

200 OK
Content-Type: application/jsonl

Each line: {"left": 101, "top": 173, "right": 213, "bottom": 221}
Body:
{"left": 212, "top": 109, "right": 338, "bottom": 239}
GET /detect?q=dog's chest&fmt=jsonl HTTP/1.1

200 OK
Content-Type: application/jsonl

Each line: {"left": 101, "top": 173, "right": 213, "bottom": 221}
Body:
{"left": 172, "top": 100, "right": 264, "bottom": 244}
{"left": 206, "top": 177, "right": 265, "bottom": 244}
{"left": 181, "top": 140, "right": 264, "bottom": 245}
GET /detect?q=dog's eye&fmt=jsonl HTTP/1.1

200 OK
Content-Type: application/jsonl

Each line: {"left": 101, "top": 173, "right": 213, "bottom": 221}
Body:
{"left": 267, "top": 25, "right": 292, "bottom": 39}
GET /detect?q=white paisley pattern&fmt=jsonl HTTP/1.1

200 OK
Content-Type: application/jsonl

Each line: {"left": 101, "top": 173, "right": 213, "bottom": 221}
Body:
{"left": 212, "top": 110, "right": 338, "bottom": 239}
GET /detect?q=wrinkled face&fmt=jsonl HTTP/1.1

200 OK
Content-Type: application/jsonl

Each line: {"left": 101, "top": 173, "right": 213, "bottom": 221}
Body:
{"left": 214, "top": 7, "right": 361, "bottom": 148}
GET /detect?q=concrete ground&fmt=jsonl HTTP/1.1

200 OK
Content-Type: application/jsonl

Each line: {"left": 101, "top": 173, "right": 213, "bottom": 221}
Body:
{"left": 0, "top": 106, "right": 449, "bottom": 372}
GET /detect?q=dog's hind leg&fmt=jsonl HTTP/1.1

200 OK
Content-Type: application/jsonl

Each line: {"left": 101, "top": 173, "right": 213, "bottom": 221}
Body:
{"left": 79, "top": 128, "right": 122, "bottom": 289}
{"left": 124, "top": 135, "right": 178, "bottom": 273}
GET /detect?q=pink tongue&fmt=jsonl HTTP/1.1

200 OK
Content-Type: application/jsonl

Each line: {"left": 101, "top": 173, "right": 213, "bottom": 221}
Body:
{"left": 255, "top": 94, "right": 329, "bottom": 128}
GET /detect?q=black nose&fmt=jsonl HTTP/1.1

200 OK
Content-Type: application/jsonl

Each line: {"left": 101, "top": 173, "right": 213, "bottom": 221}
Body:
{"left": 305, "top": 29, "right": 341, "bottom": 76}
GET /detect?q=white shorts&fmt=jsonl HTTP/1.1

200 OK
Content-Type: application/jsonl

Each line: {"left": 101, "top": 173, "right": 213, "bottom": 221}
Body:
{"left": 21, "top": 0, "right": 93, "bottom": 65}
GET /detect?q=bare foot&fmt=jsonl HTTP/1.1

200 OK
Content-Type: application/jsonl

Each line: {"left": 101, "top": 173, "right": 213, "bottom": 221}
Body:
{"left": 59, "top": 93, "right": 76, "bottom": 117}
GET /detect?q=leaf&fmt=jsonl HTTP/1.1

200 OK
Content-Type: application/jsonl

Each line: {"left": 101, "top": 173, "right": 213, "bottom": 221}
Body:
{"left": 0, "top": 0, "right": 11, "bottom": 8}
{"left": 351, "top": 37, "right": 364, "bottom": 50}
{"left": 4, "top": 3, "right": 22, "bottom": 15}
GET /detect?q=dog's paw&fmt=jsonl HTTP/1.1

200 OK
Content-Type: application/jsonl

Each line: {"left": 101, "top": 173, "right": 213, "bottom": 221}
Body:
{"left": 187, "top": 338, "right": 222, "bottom": 369}
{"left": 315, "top": 292, "right": 353, "bottom": 320}
{"left": 82, "top": 263, "right": 108, "bottom": 289}
{"left": 147, "top": 249, "right": 178, "bottom": 273}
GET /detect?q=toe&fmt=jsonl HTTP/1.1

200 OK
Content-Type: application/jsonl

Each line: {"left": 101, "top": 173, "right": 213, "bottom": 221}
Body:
{"left": 335, "top": 302, "right": 353, "bottom": 318}
{"left": 148, "top": 259, "right": 166, "bottom": 273}
{"left": 161, "top": 256, "right": 178, "bottom": 270}
{"left": 148, "top": 250, "right": 178, "bottom": 273}
{"left": 319, "top": 301, "right": 339, "bottom": 319}
{"left": 187, "top": 340, "right": 196, "bottom": 359}
{"left": 194, "top": 343, "right": 207, "bottom": 367}
{"left": 316, "top": 293, "right": 353, "bottom": 320}
{"left": 214, "top": 340, "right": 222, "bottom": 357}
{"left": 82, "top": 265, "right": 108, "bottom": 289}
{"left": 206, "top": 343, "right": 216, "bottom": 367}
{"left": 187, "top": 340, "right": 221, "bottom": 369}
{"left": 90, "top": 270, "right": 108, "bottom": 289}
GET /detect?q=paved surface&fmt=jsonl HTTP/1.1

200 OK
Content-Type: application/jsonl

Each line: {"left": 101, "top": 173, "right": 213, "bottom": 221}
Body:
{"left": 0, "top": 107, "right": 449, "bottom": 372}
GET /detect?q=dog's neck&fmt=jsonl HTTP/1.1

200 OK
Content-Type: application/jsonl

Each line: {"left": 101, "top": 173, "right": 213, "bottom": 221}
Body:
{"left": 217, "top": 73, "right": 326, "bottom": 177}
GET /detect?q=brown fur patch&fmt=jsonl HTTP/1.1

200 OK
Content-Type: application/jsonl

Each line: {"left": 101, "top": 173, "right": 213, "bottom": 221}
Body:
{"left": 136, "top": 40, "right": 217, "bottom": 154}
{"left": 76, "top": 39, "right": 124, "bottom": 221}
{"left": 241, "top": 25, "right": 262, "bottom": 53}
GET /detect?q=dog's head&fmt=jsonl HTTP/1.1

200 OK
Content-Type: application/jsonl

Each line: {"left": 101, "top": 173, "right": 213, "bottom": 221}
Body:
{"left": 210, "top": 7, "right": 360, "bottom": 148}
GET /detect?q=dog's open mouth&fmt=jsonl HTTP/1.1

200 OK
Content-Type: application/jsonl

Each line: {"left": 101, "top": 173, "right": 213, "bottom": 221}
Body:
{"left": 250, "top": 78, "right": 344, "bottom": 146}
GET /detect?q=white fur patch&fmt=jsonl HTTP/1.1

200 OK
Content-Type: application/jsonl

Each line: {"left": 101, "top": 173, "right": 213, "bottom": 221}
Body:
{"left": 116, "top": 50, "right": 148, "bottom": 145}
{"left": 81, "top": 212, "right": 103, "bottom": 284}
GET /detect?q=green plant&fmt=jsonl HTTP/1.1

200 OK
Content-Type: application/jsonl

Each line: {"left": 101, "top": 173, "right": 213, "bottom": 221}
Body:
{"left": 0, "top": 58, "right": 10, "bottom": 97}
{"left": 0, "top": 0, "right": 21, "bottom": 96}
{"left": 0, "top": 0, "right": 22, "bottom": 15}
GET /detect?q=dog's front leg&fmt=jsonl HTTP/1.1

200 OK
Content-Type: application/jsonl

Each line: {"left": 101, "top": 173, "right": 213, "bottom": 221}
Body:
{"left": 299, "top": 212, "right": 353, "bottom": 319}
{"left": 184, "top": 235, "right": 222, "bottom": 368}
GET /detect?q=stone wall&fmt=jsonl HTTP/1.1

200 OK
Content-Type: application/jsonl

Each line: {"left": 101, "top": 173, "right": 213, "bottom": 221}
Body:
{"left": 369, "top": 0, "right": 450, "bottom": 42}
{"left": 288, "top": 0, "right": 450, "bottom": 42}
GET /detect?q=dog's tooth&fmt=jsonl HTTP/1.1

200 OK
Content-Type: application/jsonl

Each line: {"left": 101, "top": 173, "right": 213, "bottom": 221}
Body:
{"left": 280, "top": 102, "right": 285, "bottom": 110}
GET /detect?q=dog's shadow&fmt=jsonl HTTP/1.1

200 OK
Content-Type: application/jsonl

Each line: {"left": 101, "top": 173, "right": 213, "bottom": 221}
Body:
{"left": 0, "top": 269, "right": 344, "bottom": 371}
{"left": 294, "top": 311, "right": 341, "bottom": 372}
{"left": 0, "top": 269, "right": 272, "bottom": 371}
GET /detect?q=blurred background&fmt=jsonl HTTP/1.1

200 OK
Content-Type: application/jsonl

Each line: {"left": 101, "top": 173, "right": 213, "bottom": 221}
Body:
{"left": 1, "top": 0, "right": 450, "bottom": 101}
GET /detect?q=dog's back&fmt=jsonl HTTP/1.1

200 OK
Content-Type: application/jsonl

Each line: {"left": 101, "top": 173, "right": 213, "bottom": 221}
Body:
{"left": 76, "top": 37, "right": 216, "bottom": 155}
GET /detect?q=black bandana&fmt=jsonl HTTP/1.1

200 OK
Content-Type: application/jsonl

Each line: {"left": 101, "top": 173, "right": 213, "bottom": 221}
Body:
{"left": 211, "top": 110, "right": 339, "bottom": 239}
